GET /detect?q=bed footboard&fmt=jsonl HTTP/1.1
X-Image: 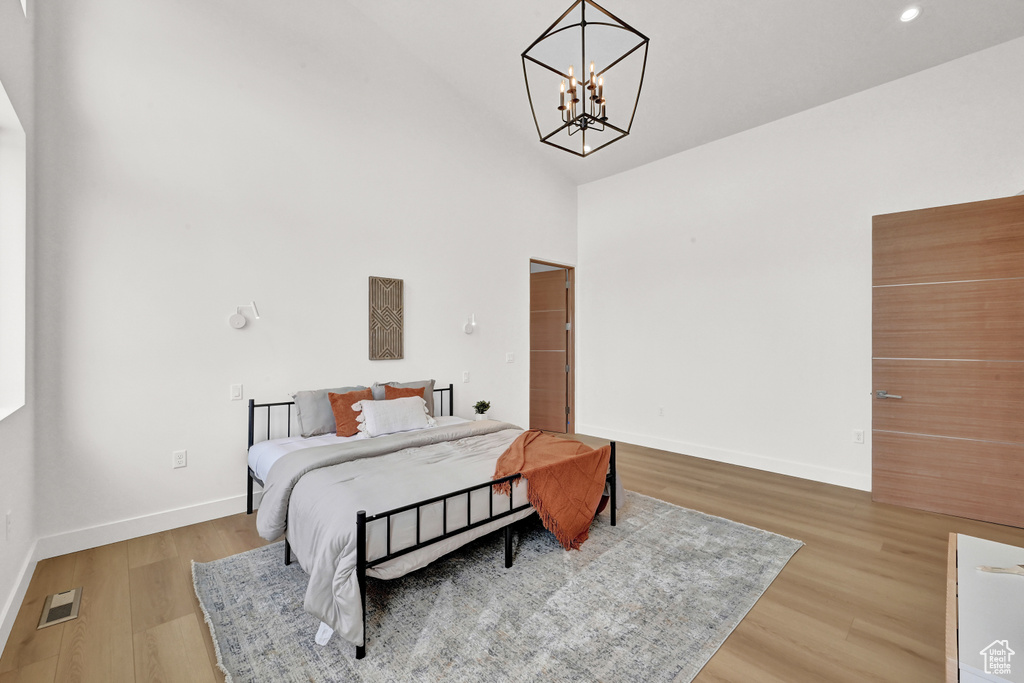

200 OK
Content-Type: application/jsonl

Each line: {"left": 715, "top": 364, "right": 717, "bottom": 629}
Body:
{"left": 354, "top": 441, "right": 617, "bottom": 659}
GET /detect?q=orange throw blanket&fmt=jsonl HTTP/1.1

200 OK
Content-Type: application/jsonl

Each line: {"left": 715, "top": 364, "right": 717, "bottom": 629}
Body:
{"left": 493, "top": 430, "right": 611, "bottom": 551}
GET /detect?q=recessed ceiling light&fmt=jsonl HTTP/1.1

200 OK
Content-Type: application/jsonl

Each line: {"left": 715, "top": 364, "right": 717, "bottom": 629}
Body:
{"left": 900, "top": 6, "right": 921, "bottom": 22}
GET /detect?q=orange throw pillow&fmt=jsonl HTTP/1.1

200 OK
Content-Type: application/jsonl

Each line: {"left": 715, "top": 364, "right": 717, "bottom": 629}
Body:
{"left": 328, "top": 388, "right": 374, "bottom": 437}
{"left": 384, "top": 385, "right": 425, "bottom": 402}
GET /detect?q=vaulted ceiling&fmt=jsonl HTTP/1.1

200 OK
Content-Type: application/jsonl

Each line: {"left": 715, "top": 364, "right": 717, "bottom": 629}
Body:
{"left": 352, "top": 1, "right": 1024, "bottom": 184}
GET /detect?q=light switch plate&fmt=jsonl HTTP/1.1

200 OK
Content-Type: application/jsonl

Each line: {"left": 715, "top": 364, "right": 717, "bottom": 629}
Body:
{"left": 230, "top": 384, "right": 243, "bottom": 400}
{"left": 505, "top": 352, "right": 514, "bottom": 363}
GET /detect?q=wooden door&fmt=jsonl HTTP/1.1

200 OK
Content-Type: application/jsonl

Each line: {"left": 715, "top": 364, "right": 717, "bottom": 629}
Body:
{"left": 530, "top": 263, "right": 574, "bottom": 433}
{"left": 872, "top": 195, "right": 1024, "bottom": 527}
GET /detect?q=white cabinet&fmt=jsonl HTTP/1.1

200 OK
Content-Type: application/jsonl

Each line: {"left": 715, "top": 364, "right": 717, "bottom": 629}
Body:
{"left": 948, "top": 534, "right": 1024, "bottom": 683}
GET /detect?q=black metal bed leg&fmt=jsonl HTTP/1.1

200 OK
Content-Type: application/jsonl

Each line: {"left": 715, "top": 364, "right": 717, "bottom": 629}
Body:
{"left": 247, "top": 399, "right": 255, "bottom": 515}
{"left": 504, "top": 524, "right": 513, "bottom": 568}
{"left": 247, "top": 474, "right": 254, "bottom": 515}
{"left": 284, "top": 539, "right": 291, "bottom": 566}
{"left": 356, "top": 510, "right": 367, "bottom": 660}
{"left": 610, "top": 442, "right": 617, "bottom": 527}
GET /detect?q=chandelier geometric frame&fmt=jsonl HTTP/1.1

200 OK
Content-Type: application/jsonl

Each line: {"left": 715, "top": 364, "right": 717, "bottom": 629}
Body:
{"left": 522, "top": 0, "right": 649, "bottom": 157}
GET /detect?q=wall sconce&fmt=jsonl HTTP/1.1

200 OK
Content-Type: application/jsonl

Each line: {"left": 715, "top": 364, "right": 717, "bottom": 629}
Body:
{"left": 463, "top": 313, "right": 477, "bottom": 335}
{"left": 229, "top": 301, "right": 260, "bottom": 329}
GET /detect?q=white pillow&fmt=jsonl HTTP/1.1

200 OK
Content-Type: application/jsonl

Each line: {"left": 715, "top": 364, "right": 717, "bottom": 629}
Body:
{"left": 353, "top": 396, "right": 437, "bottom": 437}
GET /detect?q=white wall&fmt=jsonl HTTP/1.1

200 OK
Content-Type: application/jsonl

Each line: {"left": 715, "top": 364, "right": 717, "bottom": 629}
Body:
{"left": 0, "top": 0, "right": 34, "bottom": 654}
{"left": 577, "top": 37, "right": 1024, "bottom": 491}
{"left": 0, "top": 83, "right": 26, "bottom": 421}
{"left": 30, "top": 0, "right": 577, "bottom": 553}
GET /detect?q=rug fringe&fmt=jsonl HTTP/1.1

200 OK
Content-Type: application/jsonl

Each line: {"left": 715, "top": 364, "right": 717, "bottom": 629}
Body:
{"left": 192, "top": 559, "right": 235, "bottom": 683}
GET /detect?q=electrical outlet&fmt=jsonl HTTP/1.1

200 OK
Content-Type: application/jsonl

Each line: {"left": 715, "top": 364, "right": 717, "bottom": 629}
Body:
{"left": 5, "top": 511, "right": 11, "bottom": 541}
{"left": 853, "top": 429, "right": 865, "bottom": 444}
{"left": 658, "top": 406, "right": 664, "bottom": 417}
{"left": 462, "top": 371, "right": 470, "bottom": 383}
{"left": 173, "top": 450, "right": 187, "bottom": 469}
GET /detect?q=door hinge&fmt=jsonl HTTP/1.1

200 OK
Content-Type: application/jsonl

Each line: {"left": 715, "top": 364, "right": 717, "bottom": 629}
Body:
{"left": 566, "top": 406, "right": 570, "bottom": 415}
{"left": 565, "top": 364, "right": 570, "bottom": 373}
{"left": 565, "top": 322, "right": 571, "bottom": 331}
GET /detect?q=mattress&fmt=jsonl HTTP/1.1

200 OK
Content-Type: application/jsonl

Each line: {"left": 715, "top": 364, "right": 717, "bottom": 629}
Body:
{"left": 247, "top": 415, "right": 470, "bottom": 483}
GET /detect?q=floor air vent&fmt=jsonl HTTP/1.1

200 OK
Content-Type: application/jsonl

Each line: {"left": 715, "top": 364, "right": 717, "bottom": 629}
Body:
{"left": 37, "top": 587, "right": 82, "bottom": 629}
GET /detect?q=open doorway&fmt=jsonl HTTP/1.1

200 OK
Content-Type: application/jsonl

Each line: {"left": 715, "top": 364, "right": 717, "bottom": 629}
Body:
{"left": 529, "top": 260, "right": 575, "bottom": 433}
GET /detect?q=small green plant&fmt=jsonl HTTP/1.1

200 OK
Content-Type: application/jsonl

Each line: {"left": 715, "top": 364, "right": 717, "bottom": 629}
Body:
{"left": 473, "top": 400, "right": 491, "bottom": 415}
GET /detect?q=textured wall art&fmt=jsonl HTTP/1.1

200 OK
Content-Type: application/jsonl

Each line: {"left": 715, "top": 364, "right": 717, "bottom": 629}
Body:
{"left": 369, "top": 276, "right": 404, "bottom": 360}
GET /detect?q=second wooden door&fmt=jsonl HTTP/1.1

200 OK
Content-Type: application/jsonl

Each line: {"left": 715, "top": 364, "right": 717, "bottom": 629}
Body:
{"left": 530, "top": 263, "right": 574, "bottom": 433}
{"left": 872, "top": 195, "right": 1024, "bottom": 527}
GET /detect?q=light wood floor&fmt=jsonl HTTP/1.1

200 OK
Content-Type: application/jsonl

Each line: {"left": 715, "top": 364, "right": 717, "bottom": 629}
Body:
{"left": 3, "top": 438, "right": 1024, "bottom": 682}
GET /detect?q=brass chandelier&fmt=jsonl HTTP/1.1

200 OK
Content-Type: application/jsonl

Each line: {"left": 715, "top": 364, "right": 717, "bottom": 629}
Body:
{"left": 522, "top": 0, "right": 649, "bottom": 157}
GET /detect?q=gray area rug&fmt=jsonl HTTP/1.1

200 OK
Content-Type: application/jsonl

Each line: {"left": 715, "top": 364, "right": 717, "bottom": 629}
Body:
{"left": 193, "top": 493, "right": 802, "bottom": 682}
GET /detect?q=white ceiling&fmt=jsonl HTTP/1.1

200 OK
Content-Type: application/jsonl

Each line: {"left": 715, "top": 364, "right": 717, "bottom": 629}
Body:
{"left": 351, "top": 1, "right": 1024, "bottom": 185}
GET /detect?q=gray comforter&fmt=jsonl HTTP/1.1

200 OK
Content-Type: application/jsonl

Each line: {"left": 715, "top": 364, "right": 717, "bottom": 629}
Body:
{"left": 255, "top": 419, "right": 526, "bottom": 645}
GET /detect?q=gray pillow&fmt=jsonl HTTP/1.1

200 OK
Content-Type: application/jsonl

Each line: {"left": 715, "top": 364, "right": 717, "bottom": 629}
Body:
{"left": 372, "top": 379, "right": 436, "bottom": 416}
{"left": 291, "top": 385, "right": 368, "bottom": 437}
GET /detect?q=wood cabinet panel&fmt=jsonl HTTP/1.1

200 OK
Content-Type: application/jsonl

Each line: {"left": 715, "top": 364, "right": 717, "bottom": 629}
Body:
{"left": 873, "top": 195, "right": 1024, "bottom": 286}
{"left": 872, "top": 431, "right": 1024, "bottom": 528}
{"left": 872, "top": 359, "right": 1024, "bottom": 443}
{"left": 944, "top": 533, "right": 957, "bottom": 683}
{"left": 873, "top": 278, "right": 1024, "bottom": 361}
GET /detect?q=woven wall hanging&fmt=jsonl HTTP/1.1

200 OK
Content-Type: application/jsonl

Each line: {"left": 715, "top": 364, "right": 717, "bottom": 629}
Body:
{"left": 368, "top": 276, "right": 403, "bottom": 360}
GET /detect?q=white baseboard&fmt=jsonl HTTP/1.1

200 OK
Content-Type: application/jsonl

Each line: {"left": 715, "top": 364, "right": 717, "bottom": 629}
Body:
{"left": 33, "top": 493, "right": 254, "bottom": 562}
{"left": 0, "top": 540, "right": 38, "bottom": 661}
{"left": 577, "top": 423, "right": 871, "bottom": 492}
{"left": 1, "top": 491, "right": 266, "bottom": 657}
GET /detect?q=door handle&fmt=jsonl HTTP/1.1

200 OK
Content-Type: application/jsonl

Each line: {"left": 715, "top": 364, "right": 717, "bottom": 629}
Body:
{"left": 875, "top": 390, "right": 902, "bottom": 400}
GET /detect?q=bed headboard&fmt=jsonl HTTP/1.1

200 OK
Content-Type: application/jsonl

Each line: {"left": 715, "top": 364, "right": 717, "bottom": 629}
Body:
{"left": 247, "top": 383, "right": 455, "bottom": 449}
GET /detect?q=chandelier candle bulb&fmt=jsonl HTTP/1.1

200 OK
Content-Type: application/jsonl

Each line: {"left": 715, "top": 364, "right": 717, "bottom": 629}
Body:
{"left": 598, "top": 77, "right": 603, "bottom": 100}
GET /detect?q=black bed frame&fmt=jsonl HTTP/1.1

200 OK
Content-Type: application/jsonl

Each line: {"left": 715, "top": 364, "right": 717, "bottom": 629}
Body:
{"left": 245, "top": 383, "right": 617, "bottom": 660}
